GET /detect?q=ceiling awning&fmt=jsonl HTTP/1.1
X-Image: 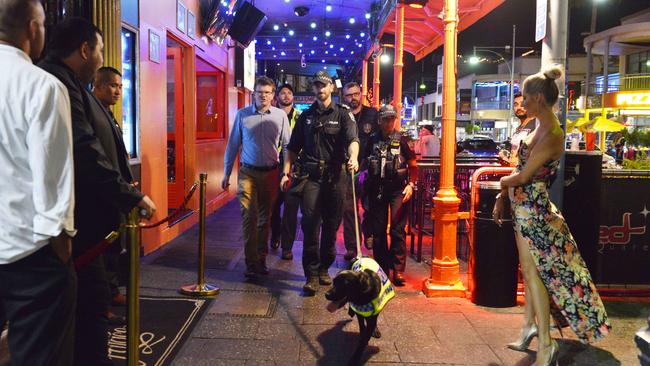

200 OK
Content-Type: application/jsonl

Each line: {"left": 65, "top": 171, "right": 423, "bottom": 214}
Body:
{"left": 374, "top": 0, "right": 505, "bottom": 61}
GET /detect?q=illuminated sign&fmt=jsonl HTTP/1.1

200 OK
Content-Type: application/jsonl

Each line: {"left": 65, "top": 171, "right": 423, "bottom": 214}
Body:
{"left": 604, "top": 91, "right": 650, "bottom": 108}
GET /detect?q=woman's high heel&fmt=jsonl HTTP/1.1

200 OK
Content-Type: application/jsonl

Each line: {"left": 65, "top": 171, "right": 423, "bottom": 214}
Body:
{"left": 533, "top": 339, "right": 559, "bottom": 366}
{"left": 506, "top": 324, "right": 538, "bottom": 351}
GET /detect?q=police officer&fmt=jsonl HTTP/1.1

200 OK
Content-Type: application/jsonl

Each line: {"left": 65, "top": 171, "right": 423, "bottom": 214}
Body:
{"left": 270, "top": 83, "right": 301, "bottom": 261}
{"left": 281, "top": 71, "right": 360, "bottom": 296}
{"left": 362, "top": 105, "right": 417, "bottom": 286}
{"left": 342, "top": 82, "right": 378, "bottom": 260}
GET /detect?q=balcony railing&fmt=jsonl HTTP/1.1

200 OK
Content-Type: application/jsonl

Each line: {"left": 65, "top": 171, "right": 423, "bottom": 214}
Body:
{"left": 582, "top": 73, "right": 650, "bottom": 96}
{"left": 472, "top": 100, "right": 511, "bottom": 110}
{"left": 580, "top": 73, "right": 650, "bottom": 109}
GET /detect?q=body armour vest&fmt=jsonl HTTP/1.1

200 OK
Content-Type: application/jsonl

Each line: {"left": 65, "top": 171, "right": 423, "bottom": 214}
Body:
{"left": 367, "top": 132, "right": 408, "bottom": 180}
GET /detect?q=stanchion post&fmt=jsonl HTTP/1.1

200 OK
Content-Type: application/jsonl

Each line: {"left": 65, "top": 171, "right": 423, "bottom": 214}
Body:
{"left": 180, "top": 173, "right": 219, "bottom": 296}
{"left": 126, "top": 208, "right": 141, "bottom": 366}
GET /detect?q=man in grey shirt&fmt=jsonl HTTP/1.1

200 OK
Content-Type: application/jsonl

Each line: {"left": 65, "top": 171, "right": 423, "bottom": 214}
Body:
{"left": 222, "top": 76, "right": 291, "bottom": 278}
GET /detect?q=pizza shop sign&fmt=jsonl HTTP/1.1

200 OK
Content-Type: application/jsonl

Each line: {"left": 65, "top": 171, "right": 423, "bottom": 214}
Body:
{"left": 604, "top": 91, "right": 650, "bottom": 108}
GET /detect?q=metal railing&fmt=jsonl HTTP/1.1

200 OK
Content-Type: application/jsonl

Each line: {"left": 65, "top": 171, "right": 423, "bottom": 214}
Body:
{"left": 582, "top": 73, "right": 650, "bottom": 95}
{"left": 472, "top": 100, "right": 511, "bottom": 110}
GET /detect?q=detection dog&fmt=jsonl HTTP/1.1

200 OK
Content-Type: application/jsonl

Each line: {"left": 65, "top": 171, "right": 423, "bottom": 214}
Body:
{"left": 325, "top": 257, "right": 395, "bottom": 366}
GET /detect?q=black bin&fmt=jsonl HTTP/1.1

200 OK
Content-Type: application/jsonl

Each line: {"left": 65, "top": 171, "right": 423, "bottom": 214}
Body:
{"left": 471, "top": 181, "right": 519, "bottom": 307}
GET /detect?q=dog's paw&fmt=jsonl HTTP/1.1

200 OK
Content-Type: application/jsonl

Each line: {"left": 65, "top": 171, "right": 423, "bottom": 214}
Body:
{"left": 372, "top": 328, "right": 381, "bottom": 338}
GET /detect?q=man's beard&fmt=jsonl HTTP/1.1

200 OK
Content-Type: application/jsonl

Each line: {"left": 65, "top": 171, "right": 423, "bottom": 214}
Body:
{"left": 348, "top": 100, "right": 360, "bottom": 109}
{"left": 279, "top": 100, "right": 292, "bottom": 107}
{"left": 317, "top": 92, "right": 328, "bottom": 101}
{"left": 515, "top": 111, "right": 527, "bottom": 120}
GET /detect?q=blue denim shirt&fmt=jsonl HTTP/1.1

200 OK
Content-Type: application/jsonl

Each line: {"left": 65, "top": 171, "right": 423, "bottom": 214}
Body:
{"left": 224, "top": 104, "right": 291, "bottom": 177}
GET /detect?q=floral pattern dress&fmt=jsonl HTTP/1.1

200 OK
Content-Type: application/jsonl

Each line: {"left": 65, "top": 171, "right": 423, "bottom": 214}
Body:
{"left": 509, "top": 141, "right": 611, "bottom": 344}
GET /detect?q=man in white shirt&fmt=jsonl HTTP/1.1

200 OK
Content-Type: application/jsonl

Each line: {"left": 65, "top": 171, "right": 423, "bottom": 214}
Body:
{"left": 0, "top": 1, "right": 77, "bottom": 365}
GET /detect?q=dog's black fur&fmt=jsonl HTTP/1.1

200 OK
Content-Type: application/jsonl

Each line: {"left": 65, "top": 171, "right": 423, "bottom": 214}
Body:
{"left": 325, "top": 268, "right": 383, "bottom": 366}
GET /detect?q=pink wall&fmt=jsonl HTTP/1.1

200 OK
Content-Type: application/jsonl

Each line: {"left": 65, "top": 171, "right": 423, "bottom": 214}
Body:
{"left": 138, "top": 0, "right": 240, "bottom": 253}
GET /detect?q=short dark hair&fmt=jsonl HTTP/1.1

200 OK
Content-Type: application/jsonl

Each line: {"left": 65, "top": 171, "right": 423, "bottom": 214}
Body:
{"left": 513, "top": 92, "right": 523, "bottom": 99}
{"left": 254, "top": 76, "right": 276, "bottom": 92}
{"left": 277, "top": 83, "right": 294, "bottom": 94}
{"left": 0, "top": 0, "right": 40, "bottom": 42}
{"left": 95, "top": 66, "right": 121, "bottom": 85}
{"left": 46, "top": 17, "right": 102, "bottom": 59}
{"left": 343, "top": 81, "right": 361, "bottom": 91}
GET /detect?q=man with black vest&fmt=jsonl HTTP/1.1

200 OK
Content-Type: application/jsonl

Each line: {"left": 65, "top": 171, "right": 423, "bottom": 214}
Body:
{"left": 342, "top": 81, "right": 378, "bottom": 260}
{"left": 281, "top": 71, "right": 360, "bottom": 295}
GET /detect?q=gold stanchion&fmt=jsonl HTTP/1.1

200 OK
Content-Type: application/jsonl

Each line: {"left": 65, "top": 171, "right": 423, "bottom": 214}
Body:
{"left": 180, "top": 173, "right": 219, "bottom": 296}
{"left": 126, "top": 208, "right": 141, "bottom": 366}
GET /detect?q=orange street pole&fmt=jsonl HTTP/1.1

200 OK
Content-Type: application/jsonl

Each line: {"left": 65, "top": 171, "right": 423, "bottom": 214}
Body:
{"left": 393, "top": 3, "right": 405, "bottom": 129}
{"left": 423, "top": 0, "right": 465, "bottom": 298}
{"left": 373, "top": 47, "right": 381, "bottom": 109}
{"left": 362, "top": 58, "right": 369, "bottom": 107}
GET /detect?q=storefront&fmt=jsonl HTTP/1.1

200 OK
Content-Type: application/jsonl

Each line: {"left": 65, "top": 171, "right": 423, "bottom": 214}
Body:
{"left": 603, "top": 90, "right": 650, "bottom": 130}
{"left": 134, "top": 0, "right": 246, "bottom": 252}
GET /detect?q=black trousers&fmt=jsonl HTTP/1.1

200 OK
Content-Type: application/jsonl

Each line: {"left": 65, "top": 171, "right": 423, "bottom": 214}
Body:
{"left": 300, "top": 171, "right": 346, "bottom": 278}
{"left": 342, "top": 171, "right": 363, "bottom": 252}
{"left": 364, "top": 186, "right": 410, "bottom": 275}
{"left": 0, "top": 244, "right": 77, "bottom": 366}
{"left": 270, "top": 189, "right": 300, "bottom": 251}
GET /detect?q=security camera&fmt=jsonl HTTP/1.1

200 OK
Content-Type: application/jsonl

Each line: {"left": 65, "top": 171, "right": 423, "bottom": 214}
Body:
{"left": 294, "top": 6, "right": 309, "bottom": 17}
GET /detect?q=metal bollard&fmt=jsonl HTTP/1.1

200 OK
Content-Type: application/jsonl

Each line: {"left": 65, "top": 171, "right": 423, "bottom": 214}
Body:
{"left": 180, "top": 173, "right": 219, "bottom": 296}
{"left": 126, "top": 208, "right": 141, "bottom": 366}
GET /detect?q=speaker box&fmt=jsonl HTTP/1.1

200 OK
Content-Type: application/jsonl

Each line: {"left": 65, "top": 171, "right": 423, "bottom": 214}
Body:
{"left": 562, "top": 151, "right": 602, "bottom": 276}
{"left": 227, "top": 2, "right": 267, "bottom": 48}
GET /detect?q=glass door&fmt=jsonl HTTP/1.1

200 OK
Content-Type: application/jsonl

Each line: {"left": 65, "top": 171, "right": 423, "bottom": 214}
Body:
{"left": 166, "top": 45, "right": 185, "bottom": 209}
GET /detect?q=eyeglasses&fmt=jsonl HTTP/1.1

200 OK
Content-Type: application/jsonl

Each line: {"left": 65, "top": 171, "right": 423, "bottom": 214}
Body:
{"left": 255, "top": 90, "right": 274, "bottom": 96}
{"left": 344, "top": 92, "right": 361, "bottom": 98}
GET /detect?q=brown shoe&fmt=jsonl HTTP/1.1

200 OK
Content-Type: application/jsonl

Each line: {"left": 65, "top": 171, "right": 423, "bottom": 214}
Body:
{"left": 106, "top": 311, "right": 126, "bottom": 325}
{"left": 303, "top": 277, "right": 319, "bottom": 296}
{"left": 318, "top": 271, "right": 332, "bottom": 286}
{"left": 112, "top": 293, "right": 127, "bottom": 306}
{"left": 281, "top": 250, "right": 293, "bottom": 260}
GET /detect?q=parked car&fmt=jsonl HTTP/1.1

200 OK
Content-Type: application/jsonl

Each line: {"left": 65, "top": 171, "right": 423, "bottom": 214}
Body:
{"left": 456, "top": 136, "right": 499, "bottom": 157}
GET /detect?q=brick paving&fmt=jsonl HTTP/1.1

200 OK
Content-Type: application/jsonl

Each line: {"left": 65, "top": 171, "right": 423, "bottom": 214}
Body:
{"left": 140, "top": 199, "right": 649, "bottom": 365}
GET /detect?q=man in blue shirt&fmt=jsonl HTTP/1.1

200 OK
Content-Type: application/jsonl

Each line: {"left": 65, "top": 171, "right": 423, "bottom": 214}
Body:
{"left": 223, "top": 76, "right": 291, "bottom": 278}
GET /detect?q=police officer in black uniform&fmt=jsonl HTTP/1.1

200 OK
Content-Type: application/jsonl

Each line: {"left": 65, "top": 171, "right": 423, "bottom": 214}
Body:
{"left": 341, "top": 81, "right": 378, "bottom": 260}
{"left": 281, "top": 71, "right": 360, "bottom": 296}
{"left": 362, "top": 105, "right": 417, "bottom": 286}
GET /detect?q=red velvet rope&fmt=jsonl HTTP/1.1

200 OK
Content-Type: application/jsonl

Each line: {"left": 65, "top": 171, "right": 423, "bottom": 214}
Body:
{"left": 139, "top": 181, "right": 199, "bottom": 229}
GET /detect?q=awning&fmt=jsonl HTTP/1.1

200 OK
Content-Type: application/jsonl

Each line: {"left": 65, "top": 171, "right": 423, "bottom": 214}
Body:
{"left": 372, "top": 0, "right": 505, "bottom": 61}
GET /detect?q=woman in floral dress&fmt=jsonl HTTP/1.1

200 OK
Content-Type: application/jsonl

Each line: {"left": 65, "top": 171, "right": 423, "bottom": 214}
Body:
{"left": 493, "top": 65, "right": 611, "bottom": 365}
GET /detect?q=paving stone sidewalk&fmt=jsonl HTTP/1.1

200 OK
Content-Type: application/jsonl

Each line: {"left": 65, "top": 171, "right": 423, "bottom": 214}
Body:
{"left": 140, "top": 200, "right": 649, "bottom": 365}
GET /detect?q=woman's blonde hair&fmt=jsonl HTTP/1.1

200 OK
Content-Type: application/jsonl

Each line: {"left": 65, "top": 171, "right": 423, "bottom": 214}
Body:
{"left": 523, "top": 65, "right": 563, "bottom": 106}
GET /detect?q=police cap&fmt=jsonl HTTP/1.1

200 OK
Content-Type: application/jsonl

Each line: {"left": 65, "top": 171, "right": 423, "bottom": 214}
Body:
{"left": 311, "top": 71, "right": 333, "bottom": 85}
{"left": 378, "top": 105, "right": 397, "bottom": 119}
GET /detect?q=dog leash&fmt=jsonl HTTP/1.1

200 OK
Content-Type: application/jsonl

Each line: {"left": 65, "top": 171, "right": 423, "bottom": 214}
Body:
{"left": 350, "top": 169, "right": 362, "bottom": 259}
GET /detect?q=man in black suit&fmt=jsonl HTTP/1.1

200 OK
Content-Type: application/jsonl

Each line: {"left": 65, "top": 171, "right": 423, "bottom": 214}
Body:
{"left": 93, "top": 66, "right": 131, "bottom": 322}
{"left": 39, "top": 17, "right": 156, "bottom": 366}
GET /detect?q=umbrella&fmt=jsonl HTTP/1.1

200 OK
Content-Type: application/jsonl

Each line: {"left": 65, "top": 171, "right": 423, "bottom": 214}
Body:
{"left": 572, "top": 116, "right": 625, "bottom": 133}
{"left": 591, "top": 116, "right": 626, "bottom": 132}
{"left": 568, "top": 117, "right": 589, "bottom": 131}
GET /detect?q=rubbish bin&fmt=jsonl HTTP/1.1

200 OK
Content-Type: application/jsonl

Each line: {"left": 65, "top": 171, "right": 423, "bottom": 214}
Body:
{"left": 471, "top": 181, "right": 519, "bottom": 307}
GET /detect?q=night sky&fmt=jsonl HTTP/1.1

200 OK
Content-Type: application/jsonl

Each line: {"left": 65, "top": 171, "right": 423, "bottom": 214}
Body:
{"left": 374, "top": 0, "right": 649, "bottom": 101}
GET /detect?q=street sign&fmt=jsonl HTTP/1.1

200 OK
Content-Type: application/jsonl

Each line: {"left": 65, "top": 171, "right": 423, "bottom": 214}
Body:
{"left": 535, "top": 0, "right": 547, "bottom": 42}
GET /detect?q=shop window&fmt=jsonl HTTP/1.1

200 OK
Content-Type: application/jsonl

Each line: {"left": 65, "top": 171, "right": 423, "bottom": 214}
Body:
{"left": 121, "top": 27, "right": 138, "bottom": 157}
{"left": 196, "top": 58, "right": 226, "bottom": 140}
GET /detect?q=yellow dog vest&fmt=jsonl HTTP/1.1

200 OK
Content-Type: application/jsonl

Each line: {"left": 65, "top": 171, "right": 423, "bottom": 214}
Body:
{"left": 349, "top": 257, "right": 395, "bottom": 317}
